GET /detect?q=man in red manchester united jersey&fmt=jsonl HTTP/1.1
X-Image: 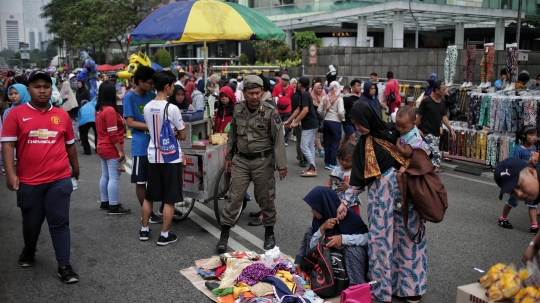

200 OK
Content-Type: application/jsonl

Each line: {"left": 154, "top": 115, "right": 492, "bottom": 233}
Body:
{"left": 1, "top": 70, "right": 80, "bottom": 283}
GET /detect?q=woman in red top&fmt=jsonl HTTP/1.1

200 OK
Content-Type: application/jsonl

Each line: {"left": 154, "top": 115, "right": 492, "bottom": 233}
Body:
{"left": 95, "top": 82, "right": 130, "bottom": 215}
{"left": 213, "top": 86, "right": 236, "bottom": 133}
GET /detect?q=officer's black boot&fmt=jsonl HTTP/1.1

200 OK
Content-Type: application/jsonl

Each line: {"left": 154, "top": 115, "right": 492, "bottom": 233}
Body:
{"left": 216, "top": 225, "right": 231, "bottom": 252}
{"left": 263, "top": 226, "right": 276, "bottom": 250}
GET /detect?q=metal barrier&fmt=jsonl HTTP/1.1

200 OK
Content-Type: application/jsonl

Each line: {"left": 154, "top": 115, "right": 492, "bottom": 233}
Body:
{"left": 212, "top": 65, "right": 280, "bottom": 76}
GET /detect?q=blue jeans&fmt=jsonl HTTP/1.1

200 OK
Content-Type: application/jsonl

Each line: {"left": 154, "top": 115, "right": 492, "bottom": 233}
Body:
{"left": 17, "top": 177, "right": 72, "bottom": 268}
{"left": 507, "top": 197, "right": 537, "bottom": 208}
{"left": 323, "top": 120, "right": 342, "bottom": 166}
{"left": 301, "top": 128, "right": 317, "bottom": 170}
{"left": 100, "top": 157, "right": 121, "bottom": 205}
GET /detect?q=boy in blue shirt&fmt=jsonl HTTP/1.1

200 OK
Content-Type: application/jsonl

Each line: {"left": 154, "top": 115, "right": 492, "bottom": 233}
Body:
{"left": 123, "top": 66, "right": 163, "bottom": 223}
{"left": 494, "top": 68, "right": 508, "bottom": 91}
{"left": 498, "top": 125, "right": 539, "bottom": 233}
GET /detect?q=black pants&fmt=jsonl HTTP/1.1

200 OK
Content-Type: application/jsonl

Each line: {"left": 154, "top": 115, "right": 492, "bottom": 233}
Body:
{"left": 17, "top": 177, "right": 73, "bottom": 268}
{"left": 79, "top": 122, "right": 97, "bottom": 154}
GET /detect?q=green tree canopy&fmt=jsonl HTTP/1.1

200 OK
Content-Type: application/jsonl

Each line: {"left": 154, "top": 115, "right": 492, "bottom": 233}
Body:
{"left": 153, "top": 49, "right": 172, "bottom": 68}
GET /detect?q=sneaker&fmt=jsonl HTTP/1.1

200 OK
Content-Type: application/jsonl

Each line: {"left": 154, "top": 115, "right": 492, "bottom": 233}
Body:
{"left": 108, "top": 204, "right": 131, "bottom": 215}
{"left": 299, "top": 161, "right": 307, "bottom": 168}
{"left": 285, "top": 142, "right": 288, "bottom": 147}
{"left": 531, "top": 226, "right": 539, "bottom": 234}
{"left": 18, "top": 247, "right": 36, "bottom": 267}
{"left": 173, "top": 210, "right": 183, "bottom": 220}
{"left": 498, "top": 218, "right": 513, "bottom": 229}
{"left": 99, "top": 202, "right": 109, "bottom": 210}
{"left": 318, "top": 150, "right": 325, "bottom": 157}
{"left": 139, "top": 229, "right": 151, "bottom": 241}
{"left": 157, "top": 231, "right": 178, "bottom": 246}
{"left": 406, "top": 295, "right": 422, "bottom": 303}
{"left": 58, "top": 265, "right": 79, "bottom": 283}
{"left": 149, "top": 213, "right": 163, "bottom": 224}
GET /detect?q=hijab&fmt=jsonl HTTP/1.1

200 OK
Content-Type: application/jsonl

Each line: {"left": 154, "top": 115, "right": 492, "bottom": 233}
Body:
{"left": 197, "top": 79, "right": 205, "bottom": 94}
{"left": 169, "top": 85, "right": 189, "bottom": 110}
{"left": 76, "top": 80, "right": 88, "bottom": 104}
{"left": 304, "top": 186, "right": 368, "bottom": 237}
{"left": 430, "top": 73, "right": 438, "bottom": 81}
{"left": 184, "top": 82, "right": 196, "bottom": 104}
{"left": 348, "top": 101, "right": 399, "bottom": 187}
{"left": 60, "top": 81, "right": 78, "bottom": 112}
{"left": 425, "top": 79, "right": 435, "bottom": 96}
{"left": 51, "top": 77, "right": 59, "bottom": 92}
{"left": 325, "top": 81, "right": 341, "bottom": 110}
{"left": 3, "top": 84, "right": 30, "bottom": 121}
{"left": 311, "top": 82, "right": 326, "bottom": 107}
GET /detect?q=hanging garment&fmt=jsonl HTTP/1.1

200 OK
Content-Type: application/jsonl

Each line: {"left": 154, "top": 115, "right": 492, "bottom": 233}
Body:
{"left": 486, "top": 135, "right": 499, "bottom": 166}
{"left": 480, "top": 45, "right": 495, "bottom": 83}
{"left": 467, "top": 94, "right": 482, "bottom": 127}
{"left": 523, "top": 97, "right": 537, "bottom": 127}
{"left": 478, "top": 95, "right": 491, "bottom": 127}
{"left": 476, "top": 131, "right": 488, "bottom": 160}
{"left": 490, "top": 96, "right": 502, "bottom": 131}
{"left": 463, "top": 45, "right": 477, "bottom": 83}
{"left": 505, "top": 45, "right": 519, "bottom": 83}
{"left": 444, "top": 45, "right": 458, "bottom": 84}
{"left": 498, "top": 98, "right": 513, "bottom": 132}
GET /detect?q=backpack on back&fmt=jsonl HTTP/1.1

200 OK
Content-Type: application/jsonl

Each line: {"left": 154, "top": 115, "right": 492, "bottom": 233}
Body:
{"left": 159, "top": 103, "right": 180, "bottom": 163}
{"left": 402, "top": 149, "right": 448, "bottom": 243}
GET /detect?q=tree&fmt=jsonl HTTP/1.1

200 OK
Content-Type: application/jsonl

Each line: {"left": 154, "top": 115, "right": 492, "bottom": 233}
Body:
{"left": 509, "top": 14, "right": 540, "bottom": 28}
{"left": 45, "top": 43, "right": 58, "bottom": 60}
{"left": 292, "top": 31, "right": 322, "bottom": 54}
{"left": 153, "top": 49, "right": 172, "bottom": 68}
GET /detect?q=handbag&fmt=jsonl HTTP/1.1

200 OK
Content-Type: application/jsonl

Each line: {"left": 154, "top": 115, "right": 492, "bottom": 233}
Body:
{"left": 318, "top": 97, "right": 329, "bottom": 133}
{"left": 300, "top": 238, "right": 349, "bottom": 298}
{"left": 387, "top": 80, "right": 396, "bottom": 104}
{"left": 340, "top": 283, "right": 372, "bottom": 303}
{"left": 159, "top": 103, "right": 180, "bottom": 163}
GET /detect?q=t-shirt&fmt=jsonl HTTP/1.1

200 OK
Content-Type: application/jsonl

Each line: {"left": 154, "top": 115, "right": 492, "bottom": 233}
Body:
{"left": 418, "top": 96, "right": 446, "bottom": 136}
{"left": 494, "top": 79, "right": 507, "bottom": 91}
{"left": 343, "top": 94, "right": 360, "bottom": 125}
{"left": 95, "top": 106, "right": 125, "bottom": 159}
{"left": 384, "top": 79, "right": 401, "bottom": 103}
{"left": 143, "top": 100, "right": 185, "bottom": 164}
{"left": 400, "top": 126, "right": 430, "bottom": 154}
{"left": 123, "top": 90, "right": 156, "bottom": 157}
{"left": 331, "top": 166, "right": 361, "bottom": 207}
{"left": 298, "top": 91, "right": 318, "bottom": 130}
{"left": 272, "top": 84, "right": 294, "bottom": 114}
{"left": 513, "top": 145, "right": 538, "bottom": 168}
{"left": 1, "top": 103, "right": 74, "bottom": 185}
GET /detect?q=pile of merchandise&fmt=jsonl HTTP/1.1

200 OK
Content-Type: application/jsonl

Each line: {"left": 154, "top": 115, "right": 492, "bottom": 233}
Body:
{"left": 193, "top": 248, "right": 331, "bottom": 303}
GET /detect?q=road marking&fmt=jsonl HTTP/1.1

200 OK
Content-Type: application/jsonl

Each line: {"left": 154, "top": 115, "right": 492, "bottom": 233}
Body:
{"left": 193, "top": 203, "right": 265, "bottom": 250}
{"left": 441, "top": 172, "right": 498, "bottom": 187}
{"left": 88, "top": 136, "right": 259, "bottom": 252}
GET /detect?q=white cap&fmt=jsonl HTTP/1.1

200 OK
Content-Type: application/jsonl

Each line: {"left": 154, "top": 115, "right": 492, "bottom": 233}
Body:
{"left": 69, "top": 73, "right": 75, "bottom": 79}
{"left": 329, "top": 65, "right": 336, "bottom": 72}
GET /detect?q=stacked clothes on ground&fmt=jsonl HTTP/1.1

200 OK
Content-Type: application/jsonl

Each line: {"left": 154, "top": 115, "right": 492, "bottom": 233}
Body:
{"left": 194, "top": 248, "right": 330, "bottom": 303}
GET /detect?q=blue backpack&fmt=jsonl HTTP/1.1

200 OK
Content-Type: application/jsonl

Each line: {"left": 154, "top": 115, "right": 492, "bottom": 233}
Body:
{"left": 159, "top": 103, "right": 180, "bottom": 163}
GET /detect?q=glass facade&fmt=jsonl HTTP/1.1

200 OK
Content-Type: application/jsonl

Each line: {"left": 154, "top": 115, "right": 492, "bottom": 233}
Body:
{"left": 252, "top": 0, "right": 539, "bottom": 16}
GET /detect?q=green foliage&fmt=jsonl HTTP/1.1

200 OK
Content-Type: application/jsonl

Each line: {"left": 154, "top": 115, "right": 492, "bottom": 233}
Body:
{"left": 0, "top": 48, "right": 15, "bottom": 59}
{"left": 153, "top": 49, "right": 172, "bottom": 68}
{"left": 275, "top": 45, "right": 294, "bottom": 63}
{"left": 249, "top": 40, "right": 297, "bottom": 64}
{"left": 254, "top": 58, "right": 301, "bottom": 68}
{"left": 509, "top": 14, "right": 540, "bottom": 28}
{"left": 238, "top": 53, "right": 249, "bottom": 65}
{"left": 292, "top": 31, "right": 322, "bottom": 51}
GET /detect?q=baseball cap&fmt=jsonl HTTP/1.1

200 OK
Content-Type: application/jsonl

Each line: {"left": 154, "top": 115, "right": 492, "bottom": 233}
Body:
{"left": 68, "top": 73, "right": 75, "bottom": 79}
{"left": 494, "top": 158, "right": 529, "bottom": 200}
{"left": 243, "top": 75, "right": 263, "bottom": 89}
{"left": 283, "top": 68, "right": 288, "bottom": 71}
{"left": 281, "top": 74, "right": 291, "bottom": 81}
{"left": 28, "top": 70, "right": 53, "bottom": 84}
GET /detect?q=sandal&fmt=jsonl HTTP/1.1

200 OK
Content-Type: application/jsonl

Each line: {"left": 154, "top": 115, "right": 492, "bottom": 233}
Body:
{"left": 300, "top": 171, "right": 318, "bottom": 177}
{"left": 434, "top": 168, "right": 444, "bottom": 173}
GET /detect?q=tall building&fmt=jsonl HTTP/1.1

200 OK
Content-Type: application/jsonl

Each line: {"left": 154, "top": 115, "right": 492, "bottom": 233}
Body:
{"left": 0, "top": 0, "right": 50, "bottom": 51}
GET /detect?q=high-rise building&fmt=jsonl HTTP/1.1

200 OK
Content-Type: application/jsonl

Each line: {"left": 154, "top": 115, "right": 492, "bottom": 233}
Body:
{"left": 0, "top": 0, "right": 50, "bottom": 50}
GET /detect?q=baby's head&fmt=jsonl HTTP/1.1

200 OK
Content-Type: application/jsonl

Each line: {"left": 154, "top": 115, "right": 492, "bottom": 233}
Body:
{"left": 338, "top": 143, "right": 355, "bottom": 170}
{"left": 495, "top": 158, "right": 539, "bottom": 202}
{"left": 395, "top": 105, "right": 416, "bottom": 136}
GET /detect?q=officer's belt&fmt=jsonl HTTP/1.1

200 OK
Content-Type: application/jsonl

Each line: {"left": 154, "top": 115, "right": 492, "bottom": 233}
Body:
{"left": 238, "top": 149, "right": 271, "bottom": 160}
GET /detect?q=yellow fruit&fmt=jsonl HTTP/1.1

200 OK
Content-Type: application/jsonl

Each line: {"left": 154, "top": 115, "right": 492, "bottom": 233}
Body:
{"left": 488, "top": 263, "right": 508, "bottom": 282}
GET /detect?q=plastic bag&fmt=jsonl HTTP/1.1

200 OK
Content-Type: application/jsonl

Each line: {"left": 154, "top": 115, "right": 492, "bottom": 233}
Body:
{"left": 524, "top": 259, "right": 540, "bottom": 287}
{"left": 224, "top": 122, "right": 231, "bottom": 133}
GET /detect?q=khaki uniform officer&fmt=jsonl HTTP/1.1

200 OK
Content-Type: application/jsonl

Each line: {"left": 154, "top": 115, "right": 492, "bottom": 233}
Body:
{"left": 217, "top": 75, "right": 287, "bottom": 252}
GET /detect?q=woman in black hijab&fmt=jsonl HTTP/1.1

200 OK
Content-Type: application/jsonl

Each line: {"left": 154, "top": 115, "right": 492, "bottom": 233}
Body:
{"left": 168, "top": 85, "right": 190, "bottom": 110}
{"left": 296, "top": 186, "right": 368, "bottom": 286}
{"left": 75, "top": 80, "right": 90, "bottom": 106}
{"left": 344, "top": 101, "right": 427, "bottom": 303}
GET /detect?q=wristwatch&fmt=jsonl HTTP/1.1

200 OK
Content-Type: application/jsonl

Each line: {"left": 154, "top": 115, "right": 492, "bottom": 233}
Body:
{"left": 529, "top": 241, "right": 539, "bottom": 250}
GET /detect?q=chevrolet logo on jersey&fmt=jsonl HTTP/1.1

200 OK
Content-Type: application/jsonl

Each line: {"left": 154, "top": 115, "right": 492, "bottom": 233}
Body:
{"left": 29, "top": 129, "right": 58, "bottom": 139}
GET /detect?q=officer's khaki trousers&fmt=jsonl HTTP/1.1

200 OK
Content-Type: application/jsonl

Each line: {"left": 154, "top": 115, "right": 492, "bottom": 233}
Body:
{"left": 220, "top": 154, "right": 276, "bottom": 227}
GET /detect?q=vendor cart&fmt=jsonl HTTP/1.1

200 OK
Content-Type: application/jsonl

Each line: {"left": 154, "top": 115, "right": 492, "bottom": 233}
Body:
{"left": 176, "top": 117, "right": 247, "bottom": 223}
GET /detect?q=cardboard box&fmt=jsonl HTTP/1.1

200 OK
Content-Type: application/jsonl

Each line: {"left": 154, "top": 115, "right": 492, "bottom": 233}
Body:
{"left": 456, "top": 283, "right": 512, "bottom": 303}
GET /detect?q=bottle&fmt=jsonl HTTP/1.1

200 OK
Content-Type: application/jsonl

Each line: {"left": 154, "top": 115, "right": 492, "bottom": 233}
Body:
{"left": 71, "top": 177, "right": 78, "bottom": 190}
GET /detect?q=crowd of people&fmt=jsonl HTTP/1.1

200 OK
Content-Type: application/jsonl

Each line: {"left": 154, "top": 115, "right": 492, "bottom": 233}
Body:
{"left": 4, "top": 63, "right": 540, "bottom": 303}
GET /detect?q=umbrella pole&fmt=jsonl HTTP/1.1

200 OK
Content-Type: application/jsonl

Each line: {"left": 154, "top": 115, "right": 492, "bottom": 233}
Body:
{"left": 204, "top": 40, "right": 209, "bottom": 118}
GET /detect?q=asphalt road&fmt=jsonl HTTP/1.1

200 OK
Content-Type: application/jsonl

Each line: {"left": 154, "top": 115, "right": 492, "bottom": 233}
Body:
{"left": 0, "top": 135, "right": 536, "bottom": 303}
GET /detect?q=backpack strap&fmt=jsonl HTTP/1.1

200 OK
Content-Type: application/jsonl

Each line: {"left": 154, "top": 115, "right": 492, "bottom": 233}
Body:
{"left": 401, "top": 172, "right": 426, "bottom": 244}
{"left": 163, "top": 102, "right": 170, "bottom": 121}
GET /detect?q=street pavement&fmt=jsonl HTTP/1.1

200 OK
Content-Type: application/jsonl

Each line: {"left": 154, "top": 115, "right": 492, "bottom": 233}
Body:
{"left": 0, "top": 135, "right": 537, "bottom": 303}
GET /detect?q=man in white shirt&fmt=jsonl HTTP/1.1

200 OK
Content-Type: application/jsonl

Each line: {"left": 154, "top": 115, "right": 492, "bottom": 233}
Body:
{"left": 175, "top": 72, "right": 187, "bottom": 88}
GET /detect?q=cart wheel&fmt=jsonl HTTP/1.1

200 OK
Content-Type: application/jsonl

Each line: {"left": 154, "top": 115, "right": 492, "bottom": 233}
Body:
{"left": 172, "top": 198, "right": 195, "bottom": 222}
{"left": 214, "top": 168, "right": 248, "bottom": 224}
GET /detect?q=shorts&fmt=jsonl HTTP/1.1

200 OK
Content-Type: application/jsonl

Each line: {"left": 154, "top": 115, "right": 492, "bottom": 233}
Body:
{"left": 145, "top": 162, "right": 184, "bottom": 205}
{"left": 507, "top": 197, "right": 537, "bottom": 208}
{"left": 342, "top": 122, "right": 355, "bottom": 136}
{"left": 131, "top": 156, "right": 149, "bottom": 184}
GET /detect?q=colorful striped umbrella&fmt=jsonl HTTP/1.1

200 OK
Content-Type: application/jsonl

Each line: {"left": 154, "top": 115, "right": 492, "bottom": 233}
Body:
{"left": 129, "top": 0, "right": 285, "bottom": 44}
